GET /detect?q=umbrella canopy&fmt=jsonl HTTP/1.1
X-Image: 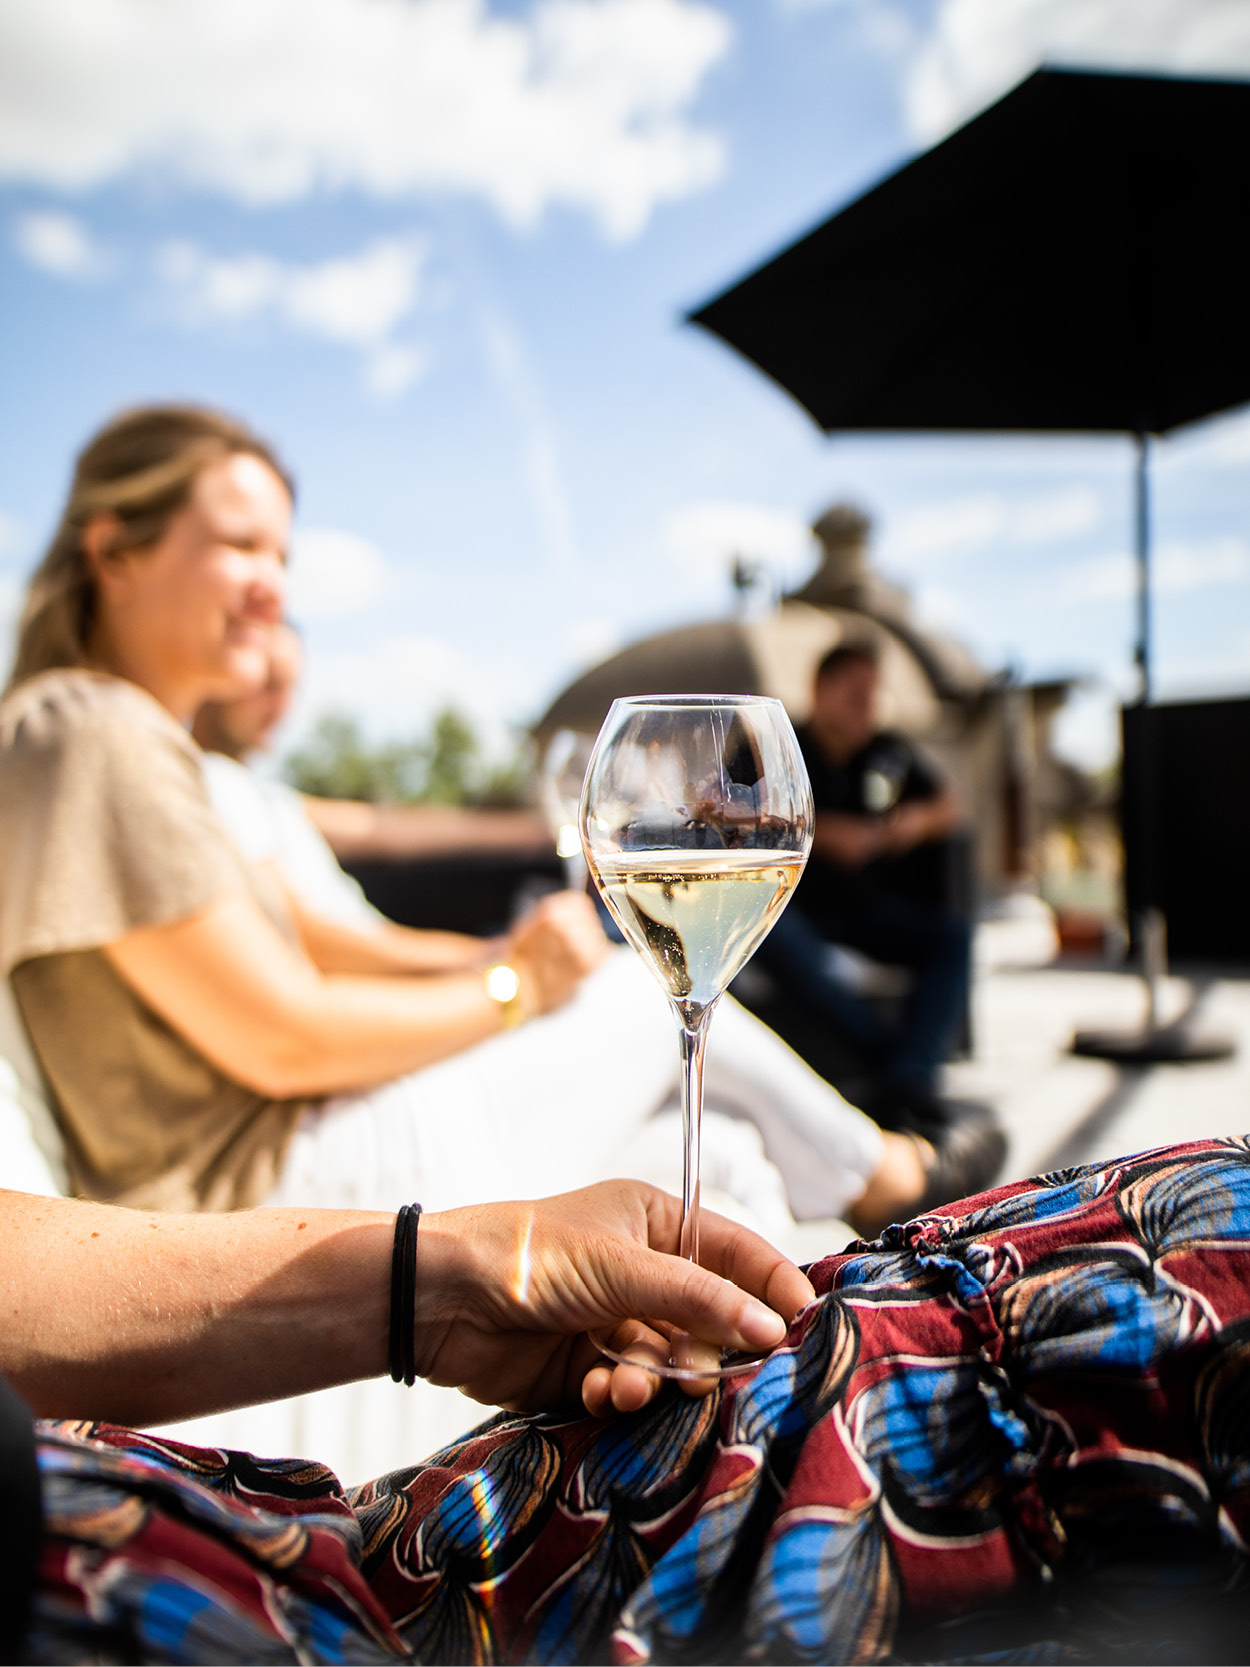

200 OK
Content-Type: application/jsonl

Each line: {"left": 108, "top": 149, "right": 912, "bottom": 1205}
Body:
{"left": 689, "top": 66, "right": 1250, "bottom": 439}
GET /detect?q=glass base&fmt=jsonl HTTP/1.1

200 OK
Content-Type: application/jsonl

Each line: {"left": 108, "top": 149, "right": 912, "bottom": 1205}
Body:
{"left": 588, "top": 1327, "right": 767, "bottom": 1382}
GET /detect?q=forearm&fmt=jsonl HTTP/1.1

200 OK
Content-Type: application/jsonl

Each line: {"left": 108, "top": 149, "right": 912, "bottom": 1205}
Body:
{"left": 106, "top": 901, "right": 529, "bottom": 1100}
{"left": 293, "top": 906, "right": 491, "bottom": 977}
{"left": 887, "top": 790, "right": 962, "bottom": 850}
{"left": 811, "top": 812, "right": 880, "bottom": 867}
{"left": 272, "top": 968, "right": 521, "bottom": 1092}
{"left": 106, "top": 893, "right": 603, "bottom": 1100}
{"left": 918, "top": 788, "right": 961, "bottom": 840}
{"left": 303, "top": 797, "right": 552, "bottom": 862}
{"left": 1, "top": 1191, "right": 393, "bottom": 1426}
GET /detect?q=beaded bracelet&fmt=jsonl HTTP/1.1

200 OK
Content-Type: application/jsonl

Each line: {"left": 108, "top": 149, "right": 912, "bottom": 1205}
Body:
{"left": 388, "top": 1202, "right": 423, "bottom": 1386}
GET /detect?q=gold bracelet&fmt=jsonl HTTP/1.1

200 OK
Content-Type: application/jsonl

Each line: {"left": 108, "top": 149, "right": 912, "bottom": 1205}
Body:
{"left": 484, "top": 963, "right": 525, "bottom": 1029}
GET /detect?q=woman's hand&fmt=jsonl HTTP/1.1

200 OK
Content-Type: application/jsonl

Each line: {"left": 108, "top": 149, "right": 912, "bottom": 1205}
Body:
{"left": 506, "top": 891, "right": 609, "bottom": 1017}
{"left": 412, "top": 1181, "right": 815, "bottom": 1417}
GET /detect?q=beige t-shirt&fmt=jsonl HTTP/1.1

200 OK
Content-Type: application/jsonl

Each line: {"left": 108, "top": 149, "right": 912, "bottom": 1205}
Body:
{"left": 0, "top": 668, "right": 306, "bottom": 1211}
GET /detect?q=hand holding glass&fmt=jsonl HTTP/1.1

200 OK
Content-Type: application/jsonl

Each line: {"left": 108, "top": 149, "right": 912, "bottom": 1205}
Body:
{"left": 579, "top": 695, "right": 813, "bottom": 1379}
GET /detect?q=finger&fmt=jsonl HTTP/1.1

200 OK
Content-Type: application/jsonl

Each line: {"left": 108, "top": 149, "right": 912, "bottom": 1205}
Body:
{"left": 603, "top": 1318, "right": 670, "bottom": 1411}
{"left": 672, "top": 1331, "right": 723, "bottom": 1400}
{"left": 581, "top": 1322, "right": 667, "bottom": 1416}
{"left": 642, "top": 1190, "right": 816, "bottom": 1327}
{"left": 602, "top": 1237, "right": 791, "bottom": 1356}
{"left": 695, "top": 1208, "right": 816, "bottom": 1325}
{"left": 582, "top": 1363, "right": 617, "bottom": 1417}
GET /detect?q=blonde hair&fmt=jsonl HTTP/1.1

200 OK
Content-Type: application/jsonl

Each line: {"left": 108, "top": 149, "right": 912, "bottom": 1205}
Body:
{"left": 5, "top": 405, "right": 294, "bottom": 695}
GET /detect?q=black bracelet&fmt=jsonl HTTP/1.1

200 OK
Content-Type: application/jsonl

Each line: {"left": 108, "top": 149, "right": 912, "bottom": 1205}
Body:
{"left": 388, "top": 1202, "right": 423, "bottom": 1386}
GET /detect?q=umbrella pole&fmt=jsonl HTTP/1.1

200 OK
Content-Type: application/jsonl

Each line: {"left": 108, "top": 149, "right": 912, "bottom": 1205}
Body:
{"left": 1134, "top": 431, "right": 1151, "bottom": 705}
{"left": 1072, "top": 433, "right": 1234, "bottom": 1064}
{"left": 1132, "top": 432, "right": 1163, "bottom": 1028}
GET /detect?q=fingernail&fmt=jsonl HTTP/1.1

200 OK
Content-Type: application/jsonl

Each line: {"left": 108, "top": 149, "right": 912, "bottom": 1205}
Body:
{"left": 740, "top": 1303, "right": 787, "bottom": 1348}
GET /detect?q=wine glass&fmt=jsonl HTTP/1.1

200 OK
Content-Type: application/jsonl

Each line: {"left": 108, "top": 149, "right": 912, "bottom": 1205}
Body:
{"left": 579, "top": 694, "right": 813, "bottom": 1379}
{"left": 540, "top": 729, "right": 595, "bottom": 892}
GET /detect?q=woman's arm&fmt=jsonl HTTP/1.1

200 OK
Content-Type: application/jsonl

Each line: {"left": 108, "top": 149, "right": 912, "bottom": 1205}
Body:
{"left": 285, "top": 890, "right": 497, "bottom": 977}
{"left": 302, "top": 796, "right": 553, "bottom": 862}
{"left": 104, "top": 889, "right": 607, "bottom": 1099}
{"left": 0, "top": 1183, "right": 814, "bottom": 1426}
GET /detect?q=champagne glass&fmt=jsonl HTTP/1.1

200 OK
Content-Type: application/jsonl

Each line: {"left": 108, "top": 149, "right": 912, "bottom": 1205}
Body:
{"left": 540, "top": 729, "right": 595, "bottom": 892}
{"left": 579, "top": 694, "right": 813, "bottom": 1379}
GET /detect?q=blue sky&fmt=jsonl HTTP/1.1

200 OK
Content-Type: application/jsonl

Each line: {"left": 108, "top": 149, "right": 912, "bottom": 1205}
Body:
{"left": 3, "top": 0, "right": 1250, "bottom": 771}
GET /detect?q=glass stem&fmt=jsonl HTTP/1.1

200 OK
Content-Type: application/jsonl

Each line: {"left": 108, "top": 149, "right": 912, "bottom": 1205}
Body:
{"left": 676, "top": 1003, "right": 714, "bottom": 1266}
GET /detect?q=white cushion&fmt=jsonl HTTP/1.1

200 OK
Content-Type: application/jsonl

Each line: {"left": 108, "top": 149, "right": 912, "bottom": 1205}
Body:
{"left": 0, "top": 978, "right": 68, "bottom": 1195}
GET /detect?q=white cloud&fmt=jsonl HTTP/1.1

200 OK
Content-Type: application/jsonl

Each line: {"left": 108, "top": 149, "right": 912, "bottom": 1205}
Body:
{"left": 885, "top": 486, "right": 1101, "bottom": 563}
{"left": 297, "top": 630, "right": 521, "bottom": 754}
{"left": 1011, "top": 487, "right": 1102, "bottom": 545}
{"left": 661, "top": 499, "right": 814, "bottom": 583}
{"left": 365, "top": 343, "right": 428, "bottom": 398}
{"left": 0, "top": 570, "right": 20, "bottom": 680}
{"left": 1051, "top": 683, "right": 1119, "bottom": 771}
{"left": 1171, "top": 409, "right": 1250, "bottom": 468}
{"left": 0, "top": 0, "right": 730, "bottom": 241}
{"left": 158, "top": 235, "right": 429, "bottom": 396}
{"left": 567, "top": 617, "right": 621, "bottom": 666}
{"left": 1052, "top": 535, "right": 1250, "bottom": 604}
{"left": 907, "top": 0, "right": 1250, "bottom": 140}
{"left": 12, "top": 208, "right": 110, "bottom": 279}
{"left": 478, "top": 309, "right": 577, "bottom": 573}
{"left": 0, "top": 511, "right": 19, "bottom": 557}
{"left": 288, "top": 527, "right": 391, "bottom": 619}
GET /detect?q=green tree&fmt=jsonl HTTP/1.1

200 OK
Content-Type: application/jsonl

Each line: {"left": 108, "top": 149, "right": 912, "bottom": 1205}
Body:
{"left": 282, "top": 707, "right": 531, "bottom": 807}
{"left": 421, "top": 708, "right": 478, "bottom": 804}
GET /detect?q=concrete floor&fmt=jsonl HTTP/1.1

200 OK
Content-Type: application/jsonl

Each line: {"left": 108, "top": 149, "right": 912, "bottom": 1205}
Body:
{"left": 945, "top": 960, "right": 1250, "bottom": 1184}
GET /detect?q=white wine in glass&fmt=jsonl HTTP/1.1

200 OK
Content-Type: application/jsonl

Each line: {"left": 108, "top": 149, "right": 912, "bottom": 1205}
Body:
{"left": 579, "top": 694, "right": 813, "bottom": 1379}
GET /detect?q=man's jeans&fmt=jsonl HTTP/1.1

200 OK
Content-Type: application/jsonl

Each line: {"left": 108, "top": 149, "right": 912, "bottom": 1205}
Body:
{"left": 756, "top": 887, "right": 971, "bottom": 1096}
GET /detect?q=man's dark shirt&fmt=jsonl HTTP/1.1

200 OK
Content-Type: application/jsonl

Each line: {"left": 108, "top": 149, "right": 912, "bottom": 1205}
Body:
{"left": 795, "top": 724, "right": 943, "bottom": 916}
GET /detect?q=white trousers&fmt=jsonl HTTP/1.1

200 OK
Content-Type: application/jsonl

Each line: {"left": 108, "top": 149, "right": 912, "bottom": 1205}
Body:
{"left": 265, "top": 948, "right": 882, "bottom": 1231}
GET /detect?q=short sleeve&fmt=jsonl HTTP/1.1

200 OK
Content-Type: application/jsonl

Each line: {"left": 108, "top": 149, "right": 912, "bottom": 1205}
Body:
{"left": 200, "top": 751, "right": 284, "bottom": 865}
{"left": 0, "top": 671, "right": 249, "bottom": 977}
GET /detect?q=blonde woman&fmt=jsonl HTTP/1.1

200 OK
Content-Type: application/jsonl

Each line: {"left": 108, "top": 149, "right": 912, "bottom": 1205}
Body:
{"left": 0, "top": 406, "right": 978, "bottom": 1230}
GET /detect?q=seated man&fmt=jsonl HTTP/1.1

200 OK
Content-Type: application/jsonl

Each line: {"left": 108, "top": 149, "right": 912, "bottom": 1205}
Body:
{"left": 756, "top": 639, "right": 974, "bottom": 1119}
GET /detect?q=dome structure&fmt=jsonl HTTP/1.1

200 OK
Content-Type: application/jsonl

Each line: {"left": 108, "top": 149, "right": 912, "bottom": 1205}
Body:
{"left": 535, "top": 503, "right": 987, "bottom": 748}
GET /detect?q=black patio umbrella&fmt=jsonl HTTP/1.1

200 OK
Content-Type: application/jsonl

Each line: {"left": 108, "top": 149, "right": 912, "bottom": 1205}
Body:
{"left": 689, "top": 65, "right": 1250, "bottom": 1060}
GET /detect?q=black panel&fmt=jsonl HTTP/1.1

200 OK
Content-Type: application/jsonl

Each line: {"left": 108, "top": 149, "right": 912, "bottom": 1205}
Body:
{"left": 1122, "top": 699, "right": 1250, "bottom": 965}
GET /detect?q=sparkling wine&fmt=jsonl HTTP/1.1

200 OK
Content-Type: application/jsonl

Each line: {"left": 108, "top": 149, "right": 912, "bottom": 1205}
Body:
{"left": 594, "top": 848, "right": 804, "bottom": 1011}
{"left": 580, "top": 693, "right": 812, "bottom": 1379}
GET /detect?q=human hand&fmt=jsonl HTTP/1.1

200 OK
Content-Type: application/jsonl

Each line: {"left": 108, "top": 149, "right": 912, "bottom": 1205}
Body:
{"left": 815, "top": 813, "right": 885, "bottom": 869}
{"left": 880, "top": 801, "right": 930, "bottom": 854}
{"left": 507, "top": 890, "right": 608, "bottom": 1015}
{"left": 411, "top": 1181, "right": 815, "bottom": 1417}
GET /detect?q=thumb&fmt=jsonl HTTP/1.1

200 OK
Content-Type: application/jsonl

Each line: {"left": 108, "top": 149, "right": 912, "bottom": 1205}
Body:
{"left": 604, "top": 1247, "right": 790, "bottom": 1354}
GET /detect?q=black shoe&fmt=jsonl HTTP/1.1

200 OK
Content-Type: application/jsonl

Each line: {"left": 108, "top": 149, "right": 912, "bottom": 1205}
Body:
{"left": 914, "top": 1099, "right": 1007, "bottom": 1213}
{"left": 866, "top": 1078, "right": 962, "bottom": 1140}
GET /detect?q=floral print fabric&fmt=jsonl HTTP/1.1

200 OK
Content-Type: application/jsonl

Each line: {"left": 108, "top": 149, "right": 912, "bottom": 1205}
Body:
{"left": 29, "top": 1135, "right": 1250, "bottom": 1663}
